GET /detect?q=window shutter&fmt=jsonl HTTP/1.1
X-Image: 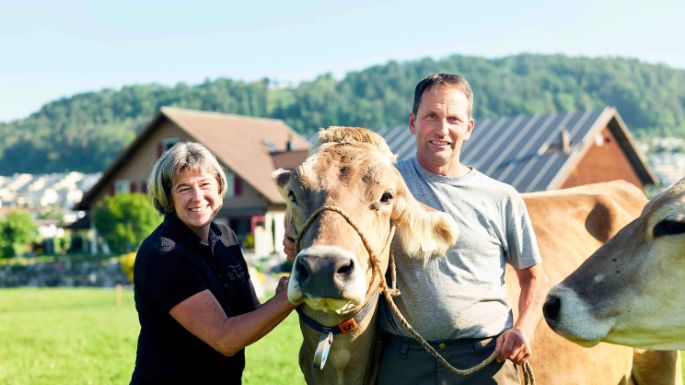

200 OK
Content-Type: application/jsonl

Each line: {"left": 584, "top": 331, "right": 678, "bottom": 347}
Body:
{"left": 141, "top": 181, "right": 147, "bottom": 194}
{"left": 234, "top": 176, "right": 242, "bottom": 196}
{"left": 158, "top": 142, "right": 164, "bottom": 158}
{"left": 130, "top": 181, "right": 137, "bottom": 193}
{"left": 108, "top": 184, "right": 115, "bottom": 196}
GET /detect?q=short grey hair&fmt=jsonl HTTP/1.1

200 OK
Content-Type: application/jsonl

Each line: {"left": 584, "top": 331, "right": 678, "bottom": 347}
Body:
{"left": 148, "top": 142, "right": 228, "bottom": 214}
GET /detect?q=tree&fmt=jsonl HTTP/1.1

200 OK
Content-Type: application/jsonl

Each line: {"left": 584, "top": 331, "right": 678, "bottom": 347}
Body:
{"left": 0, "top": 210, "right": 39, "bottom": 258}
{"left": 93, "top": 193, "right": 162, "bottom": 254}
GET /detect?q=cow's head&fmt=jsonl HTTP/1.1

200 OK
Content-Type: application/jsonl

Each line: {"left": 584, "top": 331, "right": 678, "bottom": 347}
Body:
{"left": 274, "top": 127, "right": 458, "bottom": 314}
{"left": 544, "top": 177, "right": 685, "bottom": 350}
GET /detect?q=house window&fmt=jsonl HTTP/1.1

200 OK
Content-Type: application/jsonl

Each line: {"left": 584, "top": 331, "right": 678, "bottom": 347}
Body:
{"left": 158, "top": 137, "right": 180, "bottom": 158}
{"left": 162, "top": 137, "right": 180, "bottom": 152}
{"left": 225, "top": 172, "right": 235, "bottom": 198}
{"left": 115, "top": 180, "right": 131, "bottom": 194}
{"left": 235, "top": 175, "right": 241, "bottom": 195}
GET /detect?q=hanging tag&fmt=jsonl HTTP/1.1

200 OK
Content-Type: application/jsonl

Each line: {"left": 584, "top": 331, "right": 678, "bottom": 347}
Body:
{"left": 338, "top": 318, "right": 358, "bottom": 334}
{"left": 312, "top": 331, "right": 334, "bottom": 370}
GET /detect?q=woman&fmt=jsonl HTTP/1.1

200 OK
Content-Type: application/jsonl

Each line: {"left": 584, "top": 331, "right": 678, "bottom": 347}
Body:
{"left": 130, "top": 142, "right": 295, "bottom": 385}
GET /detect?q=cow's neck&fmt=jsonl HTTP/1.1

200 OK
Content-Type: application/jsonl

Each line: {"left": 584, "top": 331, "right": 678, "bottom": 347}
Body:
{"left": 298, "top": 304, "right": 381, "bottom": 385}
{"left": 294, "top": 218, "right": 392, "bottom": 384}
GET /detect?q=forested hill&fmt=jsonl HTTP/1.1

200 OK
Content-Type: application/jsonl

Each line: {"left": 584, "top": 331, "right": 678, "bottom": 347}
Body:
{"left": 2, "top": 53, "right": 685, "bottom": 175}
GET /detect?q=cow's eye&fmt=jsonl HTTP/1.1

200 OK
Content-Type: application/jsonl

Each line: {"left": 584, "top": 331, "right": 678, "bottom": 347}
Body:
{"left": 380, "top": 192, "right": 394, "bottom": 205}
{"left": 288, "top": 191, "right": 298, "bottom": 205}
{"left": 653, "top": 219, "right": 685, "bottom": 237}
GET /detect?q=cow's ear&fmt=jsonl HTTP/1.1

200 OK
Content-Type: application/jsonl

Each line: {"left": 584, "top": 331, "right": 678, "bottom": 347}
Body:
{"left": 391, "top": 181, "right": 459, "bottom": 262}
{"left": 272, "top": 169, "right": 291, "bottom": 194}
{"left": 585, "top": 195, "right": 631, "bottom": 242}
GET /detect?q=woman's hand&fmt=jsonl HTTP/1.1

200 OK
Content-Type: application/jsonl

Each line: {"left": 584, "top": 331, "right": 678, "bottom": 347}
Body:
{"left": 275, "top": 276, "right": 289, "bottom": 295}
{"left": 283, "top": 221, "right": 298, "bottom": 262}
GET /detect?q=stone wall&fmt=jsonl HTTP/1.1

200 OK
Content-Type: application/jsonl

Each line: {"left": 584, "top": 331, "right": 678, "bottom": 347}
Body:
{"left": 0, "top": 260, "right": 129, "bottom": 287}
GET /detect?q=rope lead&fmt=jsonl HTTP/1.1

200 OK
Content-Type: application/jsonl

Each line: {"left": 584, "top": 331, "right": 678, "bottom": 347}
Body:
{"left": 296, "top": 205, "right": 535, "bottom": 384}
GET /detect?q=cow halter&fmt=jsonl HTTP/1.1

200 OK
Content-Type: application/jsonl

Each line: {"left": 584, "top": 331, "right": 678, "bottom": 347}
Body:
{"left": 294, "top": 204, "right": 536, "bottom": 385}
{"left": 294, "top": 205, "right": 397, "bottom": 369}
{"left": 295, "top": 205, "right": 398, "bottom": 293}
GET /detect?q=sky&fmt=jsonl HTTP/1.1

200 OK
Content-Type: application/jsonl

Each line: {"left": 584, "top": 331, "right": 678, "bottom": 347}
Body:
{"left": 1, "top": 0, "right": 683, "bottom": 123}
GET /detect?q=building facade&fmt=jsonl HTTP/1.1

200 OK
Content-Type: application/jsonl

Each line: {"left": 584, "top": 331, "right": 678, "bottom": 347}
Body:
{"left": 76, "top": 107, "right": 310, "bottom": 255}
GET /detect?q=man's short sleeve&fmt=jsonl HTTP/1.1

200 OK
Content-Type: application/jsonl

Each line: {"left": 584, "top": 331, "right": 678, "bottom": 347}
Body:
{"left": 505, "top": 193, "right": 542, "bottom": 269}
{"left": 140, "top": 250, "right": 208, "bottom": 312}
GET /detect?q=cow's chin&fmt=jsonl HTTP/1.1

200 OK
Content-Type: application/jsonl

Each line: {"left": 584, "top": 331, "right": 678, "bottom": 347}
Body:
{"left": 557, "top": 334, "right": 602, "bottom": 347}
{"left": 303, "top": 297, "right": 358, "bottom": 314}
{"left": 603, "top": 323, "right": 685, "bottom": 350}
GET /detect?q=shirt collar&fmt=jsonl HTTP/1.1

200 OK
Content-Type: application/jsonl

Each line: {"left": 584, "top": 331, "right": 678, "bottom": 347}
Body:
{"left": 163, "top": 213, "right": 223, "bottom": 249}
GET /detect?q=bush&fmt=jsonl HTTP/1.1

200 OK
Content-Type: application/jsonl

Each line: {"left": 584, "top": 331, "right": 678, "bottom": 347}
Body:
{"left": 0, "top": 210, "right": 39, "bottom": 258}
{"left": 93, "top": 193, "right": 161, "bottom": 254}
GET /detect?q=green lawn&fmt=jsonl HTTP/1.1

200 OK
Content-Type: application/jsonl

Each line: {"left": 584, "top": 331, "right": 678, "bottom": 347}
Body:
{"left": 1, "top": 288, "right": 683, "bottom": 385}
{"left": 0, "top": 288, "right": 303, "bottom": 385}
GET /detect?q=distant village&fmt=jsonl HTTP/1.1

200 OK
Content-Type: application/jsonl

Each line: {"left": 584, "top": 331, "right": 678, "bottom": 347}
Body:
{"left": 0, "top": 172, "right": 100, "bottom": 245}
{"left": 641, "top": 137, "right": 685, "bottom": 188}
{"left": 0, "top": 171, "right": 100, "bottom": 211}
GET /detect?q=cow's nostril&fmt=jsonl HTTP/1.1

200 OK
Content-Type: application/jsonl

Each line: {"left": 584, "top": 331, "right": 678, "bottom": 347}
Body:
{"left": 295, "top": 259, "right": 309, "bottom": 281}
{"left": 336, "top": 259, "right": 354, "bottom": 276}
{"left": 543, "top": 295, "right": 561, "bottom": 322}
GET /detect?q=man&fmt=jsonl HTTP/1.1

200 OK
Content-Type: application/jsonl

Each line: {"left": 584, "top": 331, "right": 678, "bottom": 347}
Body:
{"left": 377, "top": 73, "right": 548, "bottom": 385}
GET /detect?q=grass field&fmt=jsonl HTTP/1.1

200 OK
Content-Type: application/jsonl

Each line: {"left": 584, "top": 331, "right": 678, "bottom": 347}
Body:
{"left": 1, "top": 288, "right": 683, "bottom": 385}
{"left": 0, "top": 288, "right": 304, "bottom": 385}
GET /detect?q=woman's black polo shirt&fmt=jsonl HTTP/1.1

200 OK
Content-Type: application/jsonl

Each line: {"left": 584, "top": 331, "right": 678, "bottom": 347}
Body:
{"left": 130, "top": 213, "right": 259, "bottom": 385}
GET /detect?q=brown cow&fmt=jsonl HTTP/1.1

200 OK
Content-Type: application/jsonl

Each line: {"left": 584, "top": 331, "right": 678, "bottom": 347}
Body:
{"left": 273, "top": 127, "right": 458, "bottom": 385}
{"left": 518, "top": 182, "right": 681, "bottom": 385}
{"left": 276, "top": 126, "right": 681, "bottom": 385}
{"left": 544, "top": 177, "right": 685, "bottom": 352}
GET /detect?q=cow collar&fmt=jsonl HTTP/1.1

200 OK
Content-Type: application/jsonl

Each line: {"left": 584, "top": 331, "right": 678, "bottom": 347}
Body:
{"left": 296, "top": 291, "right": 380, "bottom": 335}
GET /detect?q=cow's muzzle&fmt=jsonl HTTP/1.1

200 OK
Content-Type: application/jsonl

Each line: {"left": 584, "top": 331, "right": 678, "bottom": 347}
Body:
{"left": 543, "top": 285, "right": 613, "bottom": 346}
{"left": 288, "top": 245, "right": 366, "bottom": 312}
{"left": 287, "top": 205, "right": 393, "bottom": 313}
{"left": 296, "top": 248, "right": 356, "bottom": 292}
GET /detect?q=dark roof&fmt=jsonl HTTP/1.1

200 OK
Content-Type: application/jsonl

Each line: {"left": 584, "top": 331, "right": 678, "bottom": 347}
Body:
{"left": 377, "top": 107, "right": 656, "bottom": 192}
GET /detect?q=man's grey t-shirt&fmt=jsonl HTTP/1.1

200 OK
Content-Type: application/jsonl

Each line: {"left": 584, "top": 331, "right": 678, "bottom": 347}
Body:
{"left": 381, "top": 158, "right": 542, "bottom": 340}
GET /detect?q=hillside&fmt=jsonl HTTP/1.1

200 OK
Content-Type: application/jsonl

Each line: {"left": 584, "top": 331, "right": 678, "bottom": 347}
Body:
{"left": 2, "top": 53, "right": 685, "bottom": 175}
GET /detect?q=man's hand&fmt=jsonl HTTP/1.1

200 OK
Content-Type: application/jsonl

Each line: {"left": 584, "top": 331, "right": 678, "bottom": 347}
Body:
{"left": 495, "top": 328, "right": 531, "bottom": 365}
{"left": 497, "top": 264, "right": 546, "bottom": 366}
{"left": 283, "top": 221, "right": 298, "bottom": 262}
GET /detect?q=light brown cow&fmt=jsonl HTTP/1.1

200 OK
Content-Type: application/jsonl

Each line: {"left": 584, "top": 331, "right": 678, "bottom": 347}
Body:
{"left": 276, "top": 126, "right": 681, "bottom": 385}
{"left": 545, "top": 177, "right": 685, "bottom": 352}
{"left": 273, "top": 127, "right": 459, "bottom": 385}
{"left": 518, "top": 182, "right": 681, "bottom": 385}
